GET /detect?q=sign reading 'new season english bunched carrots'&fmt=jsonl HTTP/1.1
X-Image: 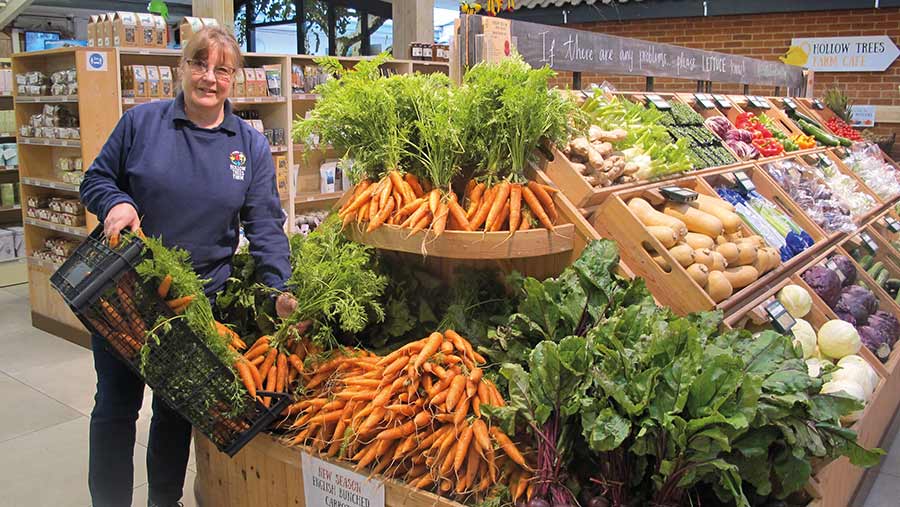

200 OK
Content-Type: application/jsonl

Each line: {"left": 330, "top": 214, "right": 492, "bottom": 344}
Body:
{"left": 782, "top": 36, "right": 900, "bottom": 72}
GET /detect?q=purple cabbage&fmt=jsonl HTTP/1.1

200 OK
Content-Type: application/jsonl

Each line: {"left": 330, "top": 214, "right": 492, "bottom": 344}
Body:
{"left": 835, "top": 311, "right": 858, "bottom": 327}
{"left": 859, "top": 325, "right": 892, "bottom": 361}
{"left": 725, "top": 129, "right": 755, "bottom": 144}
{"left": 868, "top": 310, "right": 900, "bottom": 347}
{"left": 835, "top": 285, "right": 878, "bottom": 324}
{"left": 802, "top": 266, "right": 842, "bottom": 307}
{"left": 726, "top": 140, "right": 760, "bottom": 160}
{"left": 829, "top": 255, "right": 857, "bottom": 287}
{"left": 704, "top": 116, "right": 733, "bottom": 138}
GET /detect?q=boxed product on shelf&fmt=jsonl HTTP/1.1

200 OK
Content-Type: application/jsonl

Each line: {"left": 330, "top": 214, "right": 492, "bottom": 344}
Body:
{"left": 159, "top": 66, "right": 173, "bottom": 97}
{"left": 122, "top": 65, "right": 148, "bottom": 97}
{"left": 45, "top": 236, "right": 78, "bottom": 258}
{"left": 21, "top": 104, "right": 79, "bottom": 139}
{"left": 138, "top": 13, "right": 156, "bottom": 48}
{"left": 48, "top": 197, "right": 83, "bottom": 215}
{"left": 0, "top": 67, "right": 12, "bottom": 95}
{"left": 48, "top": 210, "right": 85, "bottom": 227}
{"left": 112, "top": 12, "right": 139, "bottom": 47}
{"left": 154, "top": 15, "right": 168, "bottom": 48}
{"left": 319, "top": 159, "right": 339, "bottom": 193}
{"left": 6, "top": 226, "right": 23, "bottom": 258}
{"left": 0, "top": 229, "right": 13, "bottom": 261}
{"left": 87, "top": 14, "right": 100, "bottom": 47}
{"left": 26, "top": 195, "right": 49, "bottom": 209}
{"left": 243, "top": 69, "right": 256, "bottom": 96}
{"left": 0, "top": 182, "right": 15, "bottom": 208}
{"left": 273, "top": 128, "right": 284, "bottom": 146}
{"left": 275, "top": 155, "right": 289, "bottom": 195}
{"left": 60, "top": 171, "right": 84, "bottom": 186}
{"left": 0, "top": 111, "right": 13, "bottom": 133}
{"left": 146, "top": 65, "right": 160, "bottom": 97}
{"left": 180, "top": 17, "right": 218, "bottom": 47}
{"left": 232, "top": 68, "right": 245, "bottom": 96}
{"left": 291, "top": 64, "right": 327, "bottom": 93}
{"left": 264, "top": 65, "right": 282, "bottom": 96}
{"left": 56, "top": 156, "right": 82, "bottom": 173}
{"left": 2, "top": 143, "right": 17, "bottom": 166}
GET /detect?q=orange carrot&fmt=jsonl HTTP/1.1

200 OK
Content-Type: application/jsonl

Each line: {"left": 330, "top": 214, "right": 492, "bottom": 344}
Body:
{"left": 454, "top": 424, "right": 474, "bottom": 472}
{"left": 288, "top": 353, "right": 304, "bottom": 375}
{"left": 275, "top": 353, "right": 288, "bottom": 392}
{"left": 166, "top": 295, "right": 195, "bottom": 310}
{"left": 453, "top": 396, "right": 470, "bottom": 426}
{"left": 432, "top": 200, "right": 449, "bottom": 237}
{"left": 428, "top": 189, "right": 440, "bottom": 215}
{"left": 244, "top": 342, "right": 269, "bottom": 361}
{"left": 245, "top": 360, "right": 262, "bottom": 390}
{"left": 235, "top": 361, "right": 256, "bottom": 399}
{"left": 485, "top": 181, "right": 511, "bottom": 231}
{"left": 408, "top": 212, "right": 431, "bottom": 237}
{"left": 466, "top": 182, "right": 486, "bottom": 220}
{"left": 340, "top": 180, "right": 370, "bottom": 214}
{"left": 528, "top": 181, "right": 558, "bottom": 223}
{"left": 367, "top": 193, "right": 379, "bottom": 223}
{"left": 472, "top": 419, "right": 491, "bottom": 455}
{"left": 340, "top": 185, "right": 375, "bottom": 216}
{"left": 259, "top": 348, "right": 278, "bottom": 381}
{"left": 404, "top": 173, "right": 425, "bottom": 197}
{"left": 414, "top": 332, "right": 443, "bottom": 369}
{"left": 157, "top": 274, "right": 172, "bottom": 299}
{"left": 379, "top": 176, "right": 393, "bottom": 209}
{"left": 539, "top": 183, "right": 559, "bottom": 193}
{"left": 467, "top": 186, "right": 495, "bottom": 231}
{"left": 489, "top": 200, "right": 510, "bottom": 232}
{"left": 446, "top": 375, "right": 467, "bottom": 409}
{"left": 400, "top": 200, "right": 429, "bottom": 228}
{"left": 395, "top": 197, "right": 424, "bottom": 221}
{"left": 447, "top": 194, "right": 471, "bottom": 231}
{"left": 389, "top": 171, "right": 415, "bottom": 204}
{"left": 509, "top": 183, "right": 522, "bottom": 233}
{"left": 250, "top": 356, "right": 265, "bottom": 368}
{"left": 520, "top": 209, "right": 533, "bottom": 230}
{"left": 367, "top": 195, "right": 395, "bottom": 232}
{"left": 522, "top": 186, "right": 554, "bottom": 230}
{"left": 491, "top": 427, "right": 529, "bottom": 468}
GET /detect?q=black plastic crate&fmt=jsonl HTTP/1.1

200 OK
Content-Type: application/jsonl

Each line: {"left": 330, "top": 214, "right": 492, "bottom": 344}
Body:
{"left": 50, "top": 226, "right": 289, "bottom": 456}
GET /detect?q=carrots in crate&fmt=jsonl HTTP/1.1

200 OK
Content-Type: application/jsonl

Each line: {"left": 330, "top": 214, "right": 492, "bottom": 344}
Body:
{"left": 277, "top": 329, "right": 534, "bottom": 503}
{"left": 339, "top": 175, "right": 560, "bottom": 236}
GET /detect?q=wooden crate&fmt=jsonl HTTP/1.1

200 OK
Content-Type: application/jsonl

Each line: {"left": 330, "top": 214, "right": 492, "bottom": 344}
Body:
{"left": 590, "top": 167, "right": 825, "bottom": 315}
{"left": 194, "top": 433, "right": 464, "bottom": 507}
{"left": 727, "top": 95, "right": 806, "bottom": 138}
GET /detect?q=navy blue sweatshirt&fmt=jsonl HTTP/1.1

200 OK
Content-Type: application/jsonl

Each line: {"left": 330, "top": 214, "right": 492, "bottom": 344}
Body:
{"left": 80, "top": 93, "right": 291, "bottom": 296}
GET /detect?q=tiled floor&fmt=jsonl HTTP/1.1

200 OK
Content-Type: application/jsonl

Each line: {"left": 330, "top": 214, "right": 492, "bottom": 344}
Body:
{"left": 0, "top": 283, "right": 196, "bottom": 507}
{"left": 0, "top": 281, "right": 899, "bottom": 506}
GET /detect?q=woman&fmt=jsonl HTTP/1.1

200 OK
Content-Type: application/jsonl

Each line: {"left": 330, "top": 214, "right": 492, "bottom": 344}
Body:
{"left": 80, "top": 27, "right": 296, "bottom": 507}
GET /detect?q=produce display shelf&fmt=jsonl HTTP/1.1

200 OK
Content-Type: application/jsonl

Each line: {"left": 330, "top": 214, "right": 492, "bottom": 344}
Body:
{"left": 20, "top": 176, "right": 80, "bottom": 193}
{"left": 23, "top": 217, "right": 87, "bottom": 238}
{"left": 230, "top": 96, "right": 287, "bottom": 104}
{"left": 18, "top": 137, "right": 80, "bottom": 148}
{"left": 345, "top": 222, "right": 575, "bottom": 259}
{"left": 14, "top": 95, "right": 78, "bottom": 103}
{"left": 291, "top": 93, "right": 320, "bottom": 101}
{"left": 295, "top": 191, "right": 343, "bottom": 204}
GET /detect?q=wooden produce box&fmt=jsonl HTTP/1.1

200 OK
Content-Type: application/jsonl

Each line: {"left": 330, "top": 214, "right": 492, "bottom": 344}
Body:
{"left": 590, "top": 167, "right": 821, "bottom": 316}
{"left": 728, "top": 95, "right": 806, "bottom": 138}
{"left": 194, "top": 433, "right": 465, "bottom": 507}
{"left": 821, "top": 148, "right": 900, "bottom": 214}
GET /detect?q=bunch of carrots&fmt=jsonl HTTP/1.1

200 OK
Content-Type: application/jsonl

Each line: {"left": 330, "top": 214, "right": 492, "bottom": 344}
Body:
{"left": 338, "top": 171, "right": 561, "bottom": 237}
{"left": 278, "top": 330, "right": 535, "bottom": 502}
{"left": 232, "top": 334, "right": 321, "bottom": 408}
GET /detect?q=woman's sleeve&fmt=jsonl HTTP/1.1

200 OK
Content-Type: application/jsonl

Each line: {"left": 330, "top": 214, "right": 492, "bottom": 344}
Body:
{"left": 241, "top": 135, "right": 291, "bottom": 292}
{"left": 79, "top": 112, "right": 138, "bottom": 221}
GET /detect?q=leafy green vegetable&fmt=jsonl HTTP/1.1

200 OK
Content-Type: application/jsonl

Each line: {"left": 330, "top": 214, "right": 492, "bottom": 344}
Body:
{"left": 213, "top": 248, "right": 276, "bottom": 339}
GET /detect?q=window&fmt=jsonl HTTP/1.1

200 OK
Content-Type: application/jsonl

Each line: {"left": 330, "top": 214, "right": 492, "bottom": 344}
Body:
{"left": 433, "top": 6, "right": 459, "bottom": 44}
{"left": 302, "top": 0, "right": 329, "bottom": 55}
{"left": 367, "top": 15, "right": 391, "bottom": 55}
{"left": 254, "top": 0, "right": 296, "bottom": 23}
{"left": 254, "top": 23, "right": 298, "bottom": 54}
{"left": 335, "top": 7, "right": 362, "bottom": 56}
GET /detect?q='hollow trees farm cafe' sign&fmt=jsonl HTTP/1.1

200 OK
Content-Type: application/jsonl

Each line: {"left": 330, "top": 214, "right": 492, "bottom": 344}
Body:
{"left": 782, "top": 36, "right": 900, "bottom": 72}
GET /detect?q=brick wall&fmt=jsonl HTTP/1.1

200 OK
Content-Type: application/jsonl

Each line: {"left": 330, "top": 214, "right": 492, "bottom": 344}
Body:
{"left": 546, "top": 8, "right": 900, "bottom": 144}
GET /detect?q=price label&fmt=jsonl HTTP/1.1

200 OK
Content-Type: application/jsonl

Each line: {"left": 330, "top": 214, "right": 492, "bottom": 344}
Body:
{"left": 712, "top": 94, "right": 732, "bottom": 108}
{"left": 782, "top": 97, "right": 798, "bottom": 111}
{"left": 734, "top": 170, "right": 756, "bottom": 194}
{"left": 301, "top": 453, "right": 384, "bottom": 507}
{"left": 660, "top": 186, "right": 698, "bottom": 202}
{"left": 765, "top": 300, "right": 797, "bottom": 335}
{"left": 756, "top": 96, "right": 772, "bottom": 109}
{"left": 860, "top": 232, "right": 879, "bottom": 253}
{"left": 645, "top": 94, "right": 671, "bottom": 110}
{"left": 816, "top": 153, "right": 830, "bottom": 166}
{"left": 884, "top": 217, "right": 900, "bottom": 233}
{"left": 694, "top": 93, "right": 715, "bottom": 109}
{"left": 826, "top": 258, "right": 847, "bottom": 284}
{"left": 42, "top": 139, "right": 51, "bottom": 146}
{"left": 812, "top": 99, "right": 825, "bottom": 110}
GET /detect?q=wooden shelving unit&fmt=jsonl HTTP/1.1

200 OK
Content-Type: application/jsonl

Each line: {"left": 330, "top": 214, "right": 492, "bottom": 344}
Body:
{"left": 0, "top": 56, "right": 24, "bottom": 287}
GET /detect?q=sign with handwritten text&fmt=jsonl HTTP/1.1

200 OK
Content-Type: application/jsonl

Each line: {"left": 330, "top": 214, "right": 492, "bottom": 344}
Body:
{"left": 460, "top": 15, "right": 804, "bottom": 89}
{"left": 302, "top": 452, "right": 384, "bottom": 507}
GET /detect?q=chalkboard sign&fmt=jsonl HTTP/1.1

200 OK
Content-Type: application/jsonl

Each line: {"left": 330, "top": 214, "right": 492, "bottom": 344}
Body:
{"left": 460, "top": 14, "right": 805, "bottom": 89}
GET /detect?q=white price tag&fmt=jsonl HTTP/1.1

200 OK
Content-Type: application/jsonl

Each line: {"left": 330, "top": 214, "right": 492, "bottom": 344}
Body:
{"left": 302, "top": 452, "right": 384, "bottom": 507}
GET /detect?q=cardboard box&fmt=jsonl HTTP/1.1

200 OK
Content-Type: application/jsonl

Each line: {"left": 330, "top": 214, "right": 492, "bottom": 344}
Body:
{"left": 145, "top": 65, "right": 160, "bottom": 97}
{"left": 159, "top": 66, "right": 174, "bottom": 97}
{"left": 104, "top": 12, "right": 115, "bottom": 47}
{"left": 112, "top": 11, "right": 138, "bottom": 47}
{"left": 201, "top": 17, "right": 220, "bottom": 28}
{"left": 153, "top": 15, "right": 167, "bottom": 48}
{"left": 180, "top": 16, "right": 205, "bottom": 47}
{"left": 122, "top": 65, "right": 147, "bottom": 97}
{"left": 232, "top": 67, "right": 245, "bottom": 97}
{"left": 254, "top": 68, "right": 268, "bottom": 96}
{"left": 243, "top": 68, "right": 256, "bottom": 96}
{"left": 138, "top": 13, "right": 155, "bottom": 48}
{"left": 87, "top": 15, "right": 100, "bottom": 47}
{"left": 264, "top": 64, "right": 282, "bottom": 97}
{"left": 275, "top": 155, "right": 289, "bottom": 196}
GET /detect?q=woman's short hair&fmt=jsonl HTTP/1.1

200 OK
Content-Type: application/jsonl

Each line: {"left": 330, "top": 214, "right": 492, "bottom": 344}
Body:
{"left": 180, "top": 25, "right": 243, "bottom": 70}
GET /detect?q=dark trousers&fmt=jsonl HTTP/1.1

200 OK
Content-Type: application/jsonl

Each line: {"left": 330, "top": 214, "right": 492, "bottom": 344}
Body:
{"left": 89, "top": 334, "right": 192, "bottom": 507}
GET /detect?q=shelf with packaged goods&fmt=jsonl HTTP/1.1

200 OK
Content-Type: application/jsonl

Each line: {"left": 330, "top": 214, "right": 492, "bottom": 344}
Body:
{"left": 18, "top": 137, "right": 81, "bottom": 148}
{"left": 20, "top": 176, "right": 80, "bottom": 193}
{"left": 14, "top": 95, "right": 78, "bottom": 104}
{"left": 230, "top": 96, "right": 287, "bottom": 104}
{"left": 23, "top": 217, "right": 87, "bottom": 238}
{"left": 270, "top": 145, "right": 288, "bottom": 154}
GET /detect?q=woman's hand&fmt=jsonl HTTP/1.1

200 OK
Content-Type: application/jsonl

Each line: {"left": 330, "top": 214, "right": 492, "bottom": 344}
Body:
{"left": 276, "top": 293, "right": 312, "bottom": 335}
{"left": 105, "top": 202, "right": 141, "bottom": 241}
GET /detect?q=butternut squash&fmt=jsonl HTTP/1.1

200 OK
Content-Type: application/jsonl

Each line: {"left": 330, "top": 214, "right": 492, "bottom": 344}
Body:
{"left": 684, "top": 232, "right": 715, "bottom": 250}
{"left": 651, "top": 254, "right": 671, "bottom": 270}
{"left": 725, "top": 230, "right": 745, "bottom": 243}
{"left": 696, "top": 193, "right": 735, "bottom": 212}
{"left": 646, "top": 225, "right": 678, "bottom": 248}
{"left": 709, "top": 251, "right": 728, "bottom": 272}
{"left": 723, "top": 266, "right": 759, "bottom": 289}
{"left": 752, "top": 247, "right": 780, "bottom": 274}
{"left": 705, "top": 271, "right": 733, "bottom": 303}
{"left": 734, "top": 244, "right": 759, "bottom": 266}
{"left": 628, "top": 198, "right": 687, "bottom": 238}
{"left": 686, "top": 263, "right": 709, "bottom": 287}
{"left": 692, "top": 199, "right": 743, "bottom": 233}
{"left": 715, "top": 243, "right": 740, "bottom": 265}
{"left": 668, "top": 244, "right": 695, "bottom": 268}
{"left": 738, "top": 235, "right": 766, "bottom": 248}
{"left": 692, "top": 248, "right": 714, "bottom": 268}
{"left": 661, "top": 202, "right": 724, "bottom": 238}
{"left": 715, "top": 235, "right": 730, "bottom": 246}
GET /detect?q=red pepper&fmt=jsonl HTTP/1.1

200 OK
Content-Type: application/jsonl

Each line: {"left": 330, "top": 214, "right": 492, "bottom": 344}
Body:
{"left": 752, "top": 137, "right": 784, "bottom": 157}
{"left": 735, "top": 112, "right": 754, "bottom": 130}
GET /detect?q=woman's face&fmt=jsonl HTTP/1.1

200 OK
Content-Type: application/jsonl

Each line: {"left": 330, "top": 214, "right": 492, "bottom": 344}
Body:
{"left": 183, "top": 45, "right": 235, "bottom": 110}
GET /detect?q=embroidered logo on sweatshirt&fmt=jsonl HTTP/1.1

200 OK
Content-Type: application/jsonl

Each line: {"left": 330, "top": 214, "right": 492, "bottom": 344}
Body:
{"left": 229, "top": 151, "right": 246, "bottom": 181}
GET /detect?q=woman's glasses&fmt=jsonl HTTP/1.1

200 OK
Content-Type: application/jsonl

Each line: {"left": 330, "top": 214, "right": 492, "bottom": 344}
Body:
{"left": 186, "top": 59, "right": 236, "bottom": 81}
